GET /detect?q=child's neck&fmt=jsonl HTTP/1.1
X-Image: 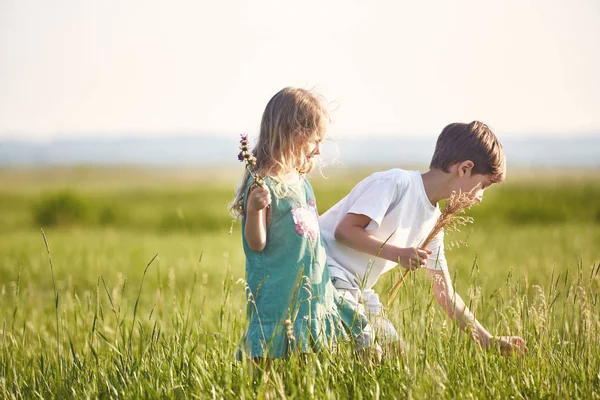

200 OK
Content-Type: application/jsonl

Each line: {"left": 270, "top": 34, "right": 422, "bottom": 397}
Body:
{"left": 420, "top": 169, "right": 454, "bottom": 205}
{"left": 264, "top": 167, "right": 301, "bottom": 184}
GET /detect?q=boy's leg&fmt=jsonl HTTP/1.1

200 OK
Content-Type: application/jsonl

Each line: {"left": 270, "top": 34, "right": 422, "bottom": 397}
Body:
{"left": 331, "top": 276, "right": 374, "bottom": 347}
{"left": 362, "top": 290, "right": 406, "bottom": 358}
{"left": 331, "top": 277, "right": 365, "bottom": 314}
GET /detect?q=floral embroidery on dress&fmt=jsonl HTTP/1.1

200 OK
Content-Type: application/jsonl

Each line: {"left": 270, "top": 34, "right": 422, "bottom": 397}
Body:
{"left": 292, "top": 199, "right": 319, "bottom": 241}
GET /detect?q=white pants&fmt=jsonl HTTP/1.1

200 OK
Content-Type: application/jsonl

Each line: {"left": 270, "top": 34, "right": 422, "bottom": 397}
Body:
{"left": 331, "top": 276, "right": 400, "bottom": 345}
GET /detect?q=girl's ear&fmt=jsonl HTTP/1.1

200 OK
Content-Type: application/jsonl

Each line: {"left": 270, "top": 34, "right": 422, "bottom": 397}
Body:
{"left": 457, "top": 160, "right": 474, "bottom": 177}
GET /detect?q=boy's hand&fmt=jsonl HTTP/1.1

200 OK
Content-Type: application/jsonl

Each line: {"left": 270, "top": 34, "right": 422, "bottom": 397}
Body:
{"left": 491, "top": 336, "right": 528, "bottom": 356}
{"left": 247, "top": 185, "right": 271, "bottom": 212}
{"left": 397, "top": 247, "right": 432, "bottom": 270}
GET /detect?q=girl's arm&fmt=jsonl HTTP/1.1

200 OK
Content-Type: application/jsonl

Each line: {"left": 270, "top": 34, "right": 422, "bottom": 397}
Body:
{"left": 244, "top": 185, "right": 271, "bottom": 252}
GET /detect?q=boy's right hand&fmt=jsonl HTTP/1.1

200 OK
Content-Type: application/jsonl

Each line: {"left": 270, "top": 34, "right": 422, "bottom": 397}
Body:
{"left": 493, "top": 336, "right": 528, "bottom": 356}
{"left": 247, "top": 184, "right": 271, "bottom": 212}
{"left": 397, "top": 247, "right": 432, "bottom": 270}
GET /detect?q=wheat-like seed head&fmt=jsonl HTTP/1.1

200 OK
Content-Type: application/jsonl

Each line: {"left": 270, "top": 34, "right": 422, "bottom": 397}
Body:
{"left": 387, "top": 189, "right": 480, "bottom": 307}
{"left": 421, "top": 189, "right": 480, "bottom": 248}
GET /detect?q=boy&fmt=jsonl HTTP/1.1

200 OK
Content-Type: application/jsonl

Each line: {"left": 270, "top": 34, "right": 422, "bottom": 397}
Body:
{"left": 320, "top": 121, "right": 527, "bottom": 356}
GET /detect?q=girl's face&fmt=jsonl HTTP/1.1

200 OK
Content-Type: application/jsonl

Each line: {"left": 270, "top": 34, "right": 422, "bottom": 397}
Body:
{"left": 306, "top": 117, "right": 328, "bottom": 161}
{"left": 306, "top": 140, "right": 321, "bottom": 160}
{"left": 299, "top": 138, "right": 323, "bottom": 174}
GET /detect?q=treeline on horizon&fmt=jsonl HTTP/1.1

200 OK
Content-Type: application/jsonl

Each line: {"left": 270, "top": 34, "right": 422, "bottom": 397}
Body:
{"left": 1, "top": 177, "right": 598, "bottom": 234}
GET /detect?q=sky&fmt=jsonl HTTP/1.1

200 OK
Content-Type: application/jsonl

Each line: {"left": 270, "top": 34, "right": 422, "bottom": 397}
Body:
{"left": 0, "top": 0, "right": 599, "bottom": 140}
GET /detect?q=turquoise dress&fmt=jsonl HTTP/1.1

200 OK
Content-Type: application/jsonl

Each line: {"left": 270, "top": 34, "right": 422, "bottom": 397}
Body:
{"left": 238, "top": 174, "right": 368, "bottom": 359}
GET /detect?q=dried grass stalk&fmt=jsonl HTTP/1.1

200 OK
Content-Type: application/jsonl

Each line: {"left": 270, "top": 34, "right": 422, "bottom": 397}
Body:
{"left": 386, "top": 189, "right": 479, "bottom": 307}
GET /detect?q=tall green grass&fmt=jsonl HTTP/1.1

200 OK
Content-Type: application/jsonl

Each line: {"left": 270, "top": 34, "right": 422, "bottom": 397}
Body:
{"left": 0, "top": 168, "right": 599, "bottom": 398}
{"left": 1, "top": 172, "right": 598, "bottom": 233}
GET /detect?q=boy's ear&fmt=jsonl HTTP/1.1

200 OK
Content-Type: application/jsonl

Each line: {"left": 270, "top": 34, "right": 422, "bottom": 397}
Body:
{"left": 457, "top": 160, "right": 474, "bottom": 177}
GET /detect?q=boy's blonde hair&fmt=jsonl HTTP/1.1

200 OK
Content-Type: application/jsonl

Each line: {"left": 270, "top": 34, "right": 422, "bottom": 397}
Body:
{"left": 430, "top": 121, "right": 506, "bottom": 182}
{"left": 230, "top": 87, "right": 330, "bottom": 218}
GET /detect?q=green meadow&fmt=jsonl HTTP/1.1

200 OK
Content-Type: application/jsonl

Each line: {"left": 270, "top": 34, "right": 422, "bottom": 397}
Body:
{"left": 0, "top": 167, "right": 599, "bottom": 399}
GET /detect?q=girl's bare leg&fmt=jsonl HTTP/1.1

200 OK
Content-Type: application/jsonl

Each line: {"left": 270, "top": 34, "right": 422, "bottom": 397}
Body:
{"left": 251, "top": 357, "right": 272, "bottom": 384}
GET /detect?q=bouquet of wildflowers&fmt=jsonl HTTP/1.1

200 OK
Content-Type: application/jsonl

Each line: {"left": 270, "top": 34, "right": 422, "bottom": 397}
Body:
{"left": 238, "top": 134, "right": 265, "bottom": 187}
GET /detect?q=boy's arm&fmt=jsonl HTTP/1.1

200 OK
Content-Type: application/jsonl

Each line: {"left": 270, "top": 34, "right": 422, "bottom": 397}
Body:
{"left": 426, "top": 268, "right": 528, "bottom": 356}
{"left": 335, "top": 213, "right": 431, "bottom": 270}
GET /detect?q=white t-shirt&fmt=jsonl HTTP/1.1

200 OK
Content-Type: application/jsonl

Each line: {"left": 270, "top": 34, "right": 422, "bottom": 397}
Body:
{"left": 320, "top": 169, "right": 447, "bottom": 289}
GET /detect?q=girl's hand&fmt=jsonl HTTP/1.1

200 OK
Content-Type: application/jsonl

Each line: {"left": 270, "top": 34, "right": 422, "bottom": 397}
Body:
{"left": 247, "top": 185, "right": 271, "bottom": 212}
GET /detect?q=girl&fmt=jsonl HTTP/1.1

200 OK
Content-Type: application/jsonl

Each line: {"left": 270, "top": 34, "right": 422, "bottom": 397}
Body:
{"left": 231, "top": 87, "right": 371, "bottom": 359}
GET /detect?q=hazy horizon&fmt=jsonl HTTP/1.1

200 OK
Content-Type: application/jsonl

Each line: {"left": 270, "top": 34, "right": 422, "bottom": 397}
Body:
{"left": 2, "top": 135, "right": 599, "bottom": 168}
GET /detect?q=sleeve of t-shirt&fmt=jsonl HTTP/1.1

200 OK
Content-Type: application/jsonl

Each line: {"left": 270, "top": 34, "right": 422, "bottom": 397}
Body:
{"left": 425, "top": 230, "right": 448, "bottom": 271}
{"left": 346, "top": 178, "right": 397, "bottom": 230}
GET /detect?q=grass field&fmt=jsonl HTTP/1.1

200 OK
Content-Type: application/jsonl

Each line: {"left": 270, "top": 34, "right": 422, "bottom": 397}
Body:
{"left": 0, "top": 166, "right": 599, "bottom": 399}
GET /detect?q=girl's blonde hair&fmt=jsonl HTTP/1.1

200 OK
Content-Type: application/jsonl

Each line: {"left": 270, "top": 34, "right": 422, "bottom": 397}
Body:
{"left": 230, "top": 87, "right": 330, "bottom": 218}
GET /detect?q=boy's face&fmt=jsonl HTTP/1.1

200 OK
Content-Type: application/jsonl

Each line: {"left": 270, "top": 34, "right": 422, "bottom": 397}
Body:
{"left": 453, "top": 161, "right": 500, "bottom": 203}
{"left": 458, "top": 174, "right": 494, "bottom": 202}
